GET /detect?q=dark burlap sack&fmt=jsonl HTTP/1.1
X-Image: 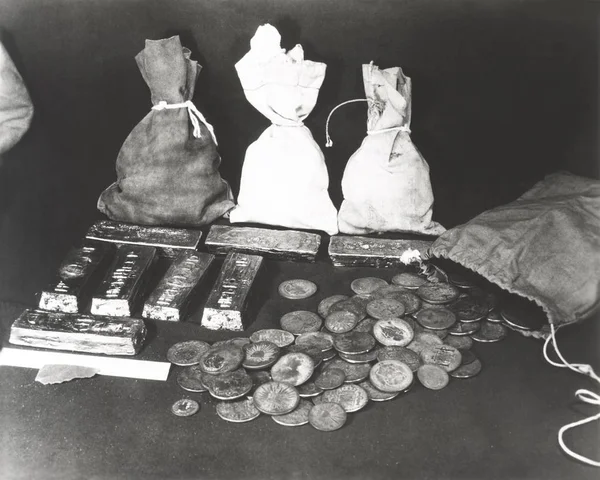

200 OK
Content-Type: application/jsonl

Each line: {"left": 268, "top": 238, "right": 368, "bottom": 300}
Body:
{"left": 98, "top": 36, "right": 234, "bottom": 226}
{"left": 429, "top": 172, "right": 600, "bottom": 333}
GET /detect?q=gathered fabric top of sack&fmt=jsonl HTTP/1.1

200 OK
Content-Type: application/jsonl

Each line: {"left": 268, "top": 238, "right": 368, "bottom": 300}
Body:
{"left": 230, "top": 24, "right": 339, "bottom": 235}
{"left": 97, "top": 36, "right": 234, "bottom": 227}
{"left": 336, "top": 63, "right": 445, "bottom": 236}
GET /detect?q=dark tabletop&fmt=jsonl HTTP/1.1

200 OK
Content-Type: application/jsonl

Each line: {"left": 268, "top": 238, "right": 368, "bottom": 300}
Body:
{"left": 1, "top": 256, "right": 599, "bottom": 480}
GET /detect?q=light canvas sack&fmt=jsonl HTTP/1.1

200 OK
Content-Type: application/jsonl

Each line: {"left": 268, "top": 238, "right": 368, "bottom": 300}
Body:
{"left": 329, "top": 63, "right": 444, "bottom": 236}
{"left": 230, "top": 24, "right": 339, "bottom": 235}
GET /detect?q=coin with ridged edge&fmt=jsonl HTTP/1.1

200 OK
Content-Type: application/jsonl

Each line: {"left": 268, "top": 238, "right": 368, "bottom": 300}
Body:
{"left": 167, "top": 340, "right": 211, "bottom": 366}
{"left": 323, "top": 358, "right": 371, "bottom": 383}
{"left": 280, "top": 310, "right": 323, "bottom": 335}
{"left": 377, "top": 346, "right": 421, "bottom": 372}
{"left": 370, "top": 360, "right": 413, "bottom": 392}
{"left": 278, "top": 279, "right": 318, "bottom": 300}
{"left": 350, "top": 277, "right": 389, "bottom": 295}
{"left": 471, "top": 321, "right": 507, "bottom": 343}
{"left": 177, "top": 365, "right": 207, "bottom": 392}
{"left": 206, "top": 370, "right": 253, "bottom": 400}
{"left": 449, "top": 296, "right": 489, "bottom": 322}
{"left": 366, "top": 298, "right": 406, "bottom": 320}
{"left": 295, "top": 331, "right": 334, "bottom": 352}
{"left": 373, "top": 318, "right": 414, "bottom": 347}
{"left": 216, "top": 397, "right": 260, "bottom": 423}
{"left": 171, "top": 398, "right": 200, "bottom": 417}
{"left": 417, "top": 364, "right": 450, "bottom": 390}
{"left": 359, "top": 380, "right": 400, "bottom": 402}
{"left": 318, "top": 295, "right": 350, "bottom": 318}
{"left": 314, "top": 368, "right": 346, "bottom": 390}
{"left": 333, "top": 331, "right": 376, "bottom": 355}
{"left": 272, "top": 399, "right": 313, "bottom": 426}
{"left": 198, "top": 345, "right": 244, "bottom": 374}
{"left": 420, "top": 344, "right": 462, "bottom": 372}
{"left": 297, "top": 381, "right": 323, "bottom": 398}
{"left": 242, "top": 341, "right": 281, "bottom": 370}
{"left": 391, "top": 272, "right": 427, "bottom": 289}
{"left": 321, "top": 384, "right": 369, "bottom": 413}
{"left": 325, "top": 310, "right": 360, "bottom": 334}
{"left": 415, "top": 307, "right": 457, "bottom": 330}
{"left": 487, "top": 310, "right": 504, "bottom": 324}
{"left": 253, "top": 381, "right": 300, "bottom": 416}
{"left": 270, "top": 352, "right": 315, "bottom": 386}
{"left": 250, "top": 329, "right": 295, "bottom": 348}
{"left": 417, "top": 282, "right": 460, "bottom": 305}
{"left": 308, "top": 403, "right": 347, "bottom": 432}
{"left": 450, "top": 358, "right": 483, "bottom": 378}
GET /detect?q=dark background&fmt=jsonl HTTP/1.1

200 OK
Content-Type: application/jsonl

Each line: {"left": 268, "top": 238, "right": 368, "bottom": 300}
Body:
{"left": 0, "top": 0, "right": 597, "bottom": 306}
{"left": 0, "top": 2, "right": 598, "bottom": 479}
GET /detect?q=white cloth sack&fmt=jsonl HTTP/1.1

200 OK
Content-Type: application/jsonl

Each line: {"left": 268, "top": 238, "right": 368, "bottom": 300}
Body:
{"left": 230, "top": 24, "right": 339, "bottom": 235}
{"left": 337, "top": 64, "right": 444, "bottom": 235}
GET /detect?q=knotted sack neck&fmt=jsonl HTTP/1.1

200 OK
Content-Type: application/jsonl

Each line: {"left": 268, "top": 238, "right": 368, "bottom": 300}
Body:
{"left": 152, "top": 100, "right": 218, "bottom": 145}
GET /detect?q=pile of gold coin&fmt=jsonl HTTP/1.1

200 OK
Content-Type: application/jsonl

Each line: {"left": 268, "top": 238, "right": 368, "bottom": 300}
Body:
{"left": 167, "top": 270, "right": 510, "bottom": 430}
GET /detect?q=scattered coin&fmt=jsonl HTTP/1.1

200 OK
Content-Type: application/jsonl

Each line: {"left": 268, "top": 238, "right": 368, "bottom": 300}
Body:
{"left": 391, "top": 272, "right": 427, "bottom": 289}
{"left": 387, "top": 290, "right": 422, "bottom": 314}
{"left": 350, "top": 277, "right": 389, "bottom": 295}
{"left": 366, "top": 298, "right": 406, "bottom": 320}
{"left": 216, "top": 397, "right": 260, "bottom": 423}
{"left": 359, "top": 380, "right": 400, "bottom": 402}
{"left": 448, "top": 296, "right": 489, "bottom": 322}
{"left": 297, "top": 381, "right": 323, "bottom": 398}
{"left": 329, "top": 298, "right": 367, "bottom": 321}
{"left": 242, "top": 341, "right": 281, "bottom": 370}
{"left": 415, "top": 307, "right": 457, "bottom": 330}
{"left": 459, "top": 350, "right": 477, "bottom": 366}
{"left": 444, "top": 335, "right": 473, "bottom": 351}
{"left": 253, "top": 381, "right": 300, "bottom": 416}
{"left": 471, "top": 321, "right": 508, "bottom": 343}
{"left": 339, "top": 350, "right": 378, "bottom": 364}
{"left": 369, "top": 360, "right": 414, "bottom": 392}
{"left": 417, "top": 364, "right": 450, "bottom": 390}
{"left": 323, "top": 358, "right": 371, "bottom": 383}
{"left": 373, "top": 318, "right": 414, "bottom": 347}
{"left": 280, "top": 311, "right": 323, "bottom": 335}
{"left": 270, "top": 352, "right": 315, "bottom": 386}
{"left": 212, "top": 337, "right": 251, "bottom": 349}
{"left": 351, "top": 293, "right": 378, "bottom": 308}
{"left": 167, "top": 340, "right": 211, "bottom": 366}
{"left": 377, "top": 346, "right": 421, "bottom": 372}
{"left": 248, "top": 370, "right": 272, "bottom": 394}
{"left": 321, "top": 384, "right": 369, "bottom": 413}
{"left": 171, "top": 398, "right": 200, "bottom": 417}
{"left": 500, "top": 300, "right": 547, "bottom": 331}
{"left": 448, "top": 272, "right": 479, "bottom": 289}
{"left": 447, "top": 321, "right": 481, "bottom": 336}
{"left": 417, "top": 283, "right": 460, "bottom": 305}
{"left": 198, "top": 345, "right": 244, "bottom": 374}
{"left": 177, "top": 365, "right": 207, "bottom": 392}
{"left": 206, "top": 370, "right": 254, "bottom": 400}
{"left": 318, "top": 295, "right": 349, "bottom": 318}
{"left": 353, "top": 317, "right": 378, "bottom": 333}
{"left": 450, "top": 358, "right": 483, "bottom": 379}
{"left": 420, "top": 344, "right": 462, "bottom": 372}
{"left": 295, "top": 331, "right": 334, "bottom": 352}
{"left": 308, "top": 403, "right": 347, "bottom": 432}
{"left": 272, "top": 399, "right": 313, "bottom": 426}
{"left": 325, "top": 310, "right": 360, "bottom": 334}
{"left": 315, "top": 368, "right": 346, "bottom": 390}
{"left": 278, "top": 279, "right": 318, "bottom": 299}
{"left": 333, "top": 332, "right": 376, "bottom": 355}
{"left": 250, "top": 329, "right": 295, "bottom": 348}
{"left": 486, "top": 310, "right": 504, "bottom": 324}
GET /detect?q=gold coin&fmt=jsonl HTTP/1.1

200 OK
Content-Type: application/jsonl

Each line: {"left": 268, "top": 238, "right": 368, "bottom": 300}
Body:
{"left": 449, "top": 295, "right": 489, "bottom": 322}
{"left": 359, "top": 380, "right": 400, "bottom": 402}
{"left": 308, "top": 403, "right": 347, "bottom": 432}
{"left": 420, "top": 345, "right": 462, "bottom": 372}
{"left": 318, "top": 295, "right": 350, "bottom": 318}
{"left": 391, "top": 272, "right": 427, "bottom": 289}
{"left": 450, "top": 358, "right": 483, "bottom": 378}
{"left": 216, "top": 397, "right": 260, "bottom": 423}
{"left": 297, "top": 381, "right": 324, "bottom": 398}
{"left": 278, "top": 279, "right": 318, "bottom": 300}
{"left": 353, "top": 317, "right": 378, "bottom": 333}
{"left": 167, "top": 340, "right": 211, "bottom": 366}
{"left": 339, "top": 350, "right": 378, "bottom": 364}
{"left": 272, "top": 399, "right": 313, "bottom": 426}
{"left": 415, "top": 307, "right": 457, "bottom": 330}
{"left": 350, "top": 277, "right": 389, "bottom": 295}
{"left": 325, "top": 310, "right": 360, "bottom": 334}
{"left": 321, "top": 384, "right": 369, "bottom": 413}
{"left": 280, "top": 311, "right": 323, "bottom": 335}
{"left": 333, "top": 332, "right": 376, "bottom": 355}
{"left": 177, "top": 365, "right": 207, "bottom": 392}
{"left": 252, "top": 381, "right": 300, "bottom": 416}
{"left": 198, "top": 345, "right": 244, "bottom": 374}
{"left": 444, "top": 335, "right": 473, "bottom": 351}
{"left": 417, "top": 364, "right": 450, "bottom": 390}
{"left": 314, "top": 368, "right": 346, "bottom": 390}
{"left": 242, "top": 341, "right": 281, "bottom": 370}
{"left": 171, "top": 398, "right": 200, "bottom": 417}
{"left": 323, "top": 358, "right": 371, "bottom": 383}
{"left": 250, "top": 329, "right": 295, "bottom": 348}
{"left": 329, "top": 298, "right": 367, "bottom": 321}
{"left": 373, "top": 318, "right": 414, "bottom": 347}
{"left": 376, "top": 346, "right": 421, "bottom": 372}
{"left": 295, "top": 331, "right": 334, "bottom": 352}
{"left": 366, "top": 299, "right": 406, "bottom": 320}
{"left": 270, "top": 352, "right": 315, "bottom": 386}
{"left": 206, "top": 370, "right": 253, "bottom": 400}
{"left": 471, "top": 321, "right": 507, "bottom": 343}
{"left": 447, "top": 321, "right": 481, "bottom": 336}
{"left": 369, "top": 360, "right": 413, "bottom": 392}
{"left": 417, "top": 283, "right": 460, "bottom": 305}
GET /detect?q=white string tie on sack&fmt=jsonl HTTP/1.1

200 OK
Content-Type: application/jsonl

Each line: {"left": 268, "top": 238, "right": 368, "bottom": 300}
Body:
{"left": 152, "top": 100, "right": 218, "bottom": 146}
{"left": 543, "top": 322, "right": 600, "bottom": 467}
